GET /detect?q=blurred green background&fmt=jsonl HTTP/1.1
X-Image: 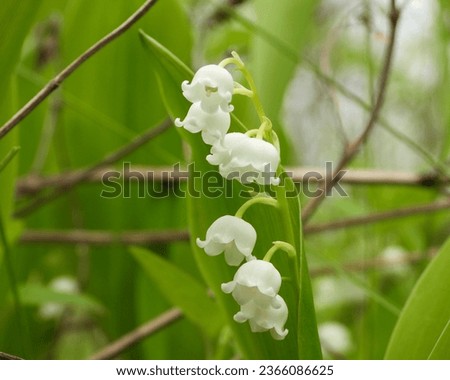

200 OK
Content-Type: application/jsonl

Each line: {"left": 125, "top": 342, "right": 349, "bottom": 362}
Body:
{"left": 0, "top": 0, "right": 449, "bottom": 359}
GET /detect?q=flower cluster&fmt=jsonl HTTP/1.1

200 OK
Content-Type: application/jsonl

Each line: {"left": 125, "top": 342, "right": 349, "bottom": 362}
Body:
{"left": 177, "top": 58, "right": 289, "bottom": 340}
{"left": 175, "top": 63, "right": 280, "bottom": 186}
{"left": 196, "top": 215, "right": 288, "bottom": 340}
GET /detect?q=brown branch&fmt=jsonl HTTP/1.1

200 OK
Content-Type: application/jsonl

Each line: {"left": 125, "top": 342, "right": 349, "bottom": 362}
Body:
{"left": 0, "top": 0, "right": 160, "bottom": 140}
{"left": 90, "top": 308, "right": 182, "bottom": 360}
{"left": 87, "top": 247, "right": 435, "bottom": 360}
{"left": 14, "top": 119, "right": 171, "bottom": 217}
{"left": 304, "top": 197, "right": 450, "bottom": 235}
{"left": 20, "top": 229, "right": 189, "bottom": 246}
{"left": 0, "top": 351, "right": 24, "bottom": 360}
{"left": 310, "top": 249, "right": 437, "bottom": 277}
{"left": 19, "top": 198, "right": 450, "bottom": 246}
{"left": 16, "top": 166, "right": 446, "bottom": 198}
{"left": 17, "top": 200, "right": 450, "bottom": 246}
{"left": 301, "top": 1, "right": 401, "bottom": 223}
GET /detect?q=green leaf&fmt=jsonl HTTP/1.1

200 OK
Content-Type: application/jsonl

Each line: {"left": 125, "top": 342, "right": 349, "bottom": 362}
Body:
{"left": 139, "top": 30, "right": 193, "bottom": 80}
{"left": 131, "top": 246, "right": 224, "bottom": 338}
{"left": 19, "top": 283, "right": 104, "bottom": 315}
{"left": 139, "top": 33, "right": 321, "bottom": 359}
{"left": 385, "top": 238, "right": 450, "bottom": 359}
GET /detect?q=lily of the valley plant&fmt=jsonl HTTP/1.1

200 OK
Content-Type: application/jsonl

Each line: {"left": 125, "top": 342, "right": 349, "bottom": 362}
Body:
{"left": 177, "top": 52, "right": 295, "bottom": 340}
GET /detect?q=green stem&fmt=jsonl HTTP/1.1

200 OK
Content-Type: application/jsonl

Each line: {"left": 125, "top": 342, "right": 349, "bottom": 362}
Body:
{"left": 233, "top": 82, "right": 253, "bottom": 97}
{"left": 220, "top": 52, "right": 267, "bottom": 124}
{"left": 0, "top": 209, "right": 28, "bottom": 357}
{"left": 235, "top": 194, "right": 278, "bottom": 219}
{"left": 264, "top": 241, "right": 296, "bottom": 262}
{"left": 0, "top": 147, "right": 20, "bottom": 174}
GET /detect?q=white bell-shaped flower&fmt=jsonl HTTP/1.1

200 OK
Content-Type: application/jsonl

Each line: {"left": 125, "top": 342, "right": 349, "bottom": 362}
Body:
{"left": 234, "top": 295, "right": 289, "bottom": 340}
{"left": 207, "top": 133, "right": 280, "bottom": 186}
{"left": 196, "top": 215, "right": 256, "bottom": 266}
{"left": 182, "top": 64, "right": 234, "bottom": 113}
{"left": 221, "top": 260, "right": 282, "bottom": 307}
{"left": 175, "top": 103, "right": 230, "bottom": 145}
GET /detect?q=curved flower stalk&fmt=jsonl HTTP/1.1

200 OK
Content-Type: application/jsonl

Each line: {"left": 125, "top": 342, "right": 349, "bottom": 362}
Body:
{"left": 179, "top": 53, "right": 299, "bottom": 342}
{"left": 207, "top": 132, "right": 280, "bottom": 186}
{"left": 221, "top": 260, "right": 282, "bottom": 307}
{"left": 234, "top": 295, "right": 289, "bottom": 340}
{"left": 175, "top": 103, "right": 230, "bottom": 145}
{"left": 196, "top": 215, "right": 257, "bottom": 266}
{"left": 181, "top": 64, "right": 234, "bottom": 113}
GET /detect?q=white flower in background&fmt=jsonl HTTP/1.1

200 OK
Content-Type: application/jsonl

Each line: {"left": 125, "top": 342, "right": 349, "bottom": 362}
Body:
{"left": 314, "top": 276, "right": 365, "bottom": 312}
{"left": 175, "top": 103, "right": 230, "bottom": 145}
{"left": 380, "top": 245, "right": 411, "bottom": 277}
{"left": 221, "top": 260, "right": 282, "bottom": 307}
{"left": 234, "top": 294, "right": 289, "bottom": 340}
{"left": 39, "top": 276, "right": 79, "bottom": 320}
{"left": 207, "top": 132, "right": 280, "bottom": 185}
{"left": 318, "top": 322, "right": 353, "bottom": 357}
{"left": 182, "top": 64, "right": 234, "bottom": 113}
{"left": 196, "top": 215, "right": 257, "bottom": 266}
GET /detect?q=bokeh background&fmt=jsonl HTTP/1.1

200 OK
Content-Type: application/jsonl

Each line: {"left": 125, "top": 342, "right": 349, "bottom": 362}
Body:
{"left": 0, "top": 0, "right": 449, "bottom": 359}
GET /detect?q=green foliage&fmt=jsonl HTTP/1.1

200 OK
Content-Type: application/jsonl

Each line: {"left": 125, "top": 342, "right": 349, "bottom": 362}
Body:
{"left": 0, "top": 0, "right": 449, "bottom": 361}
{"left": 385, "top": 238, "right": 450, "bottom": 359}
{"left": 140, "top": 31, "right": 321, "bottom": 358}
{"left": 131, "top": 246, "right": 224, "bottom": 337}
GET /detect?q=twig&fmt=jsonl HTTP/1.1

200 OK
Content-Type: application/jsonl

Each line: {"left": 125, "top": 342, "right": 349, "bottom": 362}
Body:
{"left": 16, "top": 166, "right": 447, "bottom": 198}
{"left": 222, "top": 1, "right": 447, "bottom": 176}
{"left": 310, "top": 249, "right": 437, "bottom": 277}
{"left": 90, "top": 308, "right": 182, "bottom": 360}
{"left": 0, "top": 0, "right": 160, "bottom": 140}
{"left": 301, "top": 0, "right": 401, "bottom": 223}
{"left": 19, "top": 198, "right": 450, "bottom": 246}
{"left": 0, "top": 351, "right": 24, "bottom": 360}
{"left": 87, "top": 248, "right": 435, "bottom": 360}
{"left": 14, "top": 119, "right": 171, "bottom": 217}
{"left": 20, "top": 229, "right": 190, "bottom": 246}
{"left": 207, "top": 0, "right": 248, "bottom": 26}
{"left": 304, "top": 197, "right": 450, "bottom": 235}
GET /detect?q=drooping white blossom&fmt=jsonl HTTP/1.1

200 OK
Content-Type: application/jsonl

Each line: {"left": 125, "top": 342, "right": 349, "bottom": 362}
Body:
{"left": 175, "top": 103, "right": 230, "bottom": 145}
{"left": 318, "top": 322, "right": 353, "bottom": 357}
{"left": 182, "top": 64, "right": 234, "bottom": 113}
{"left": 39, "top": 276, "right": 79, "bottom": 320}
{"left": 196, "top": 215, "right": 257, "bottom": 266}
{"left": 221, "top": 260, "right": 282, "bottom": 307}
{"left": 234, "top": 295, "right": 289, "bottom": 340}
{"left": 207, "top": 133, "right": 280, "bottom": 186}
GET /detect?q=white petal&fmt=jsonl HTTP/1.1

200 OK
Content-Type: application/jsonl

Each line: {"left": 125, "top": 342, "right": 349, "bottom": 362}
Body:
{"left": 207, "top": 133, "right": 280, "bottom": 185}
{"left": 175, "top": 103, "right": 231, "bottom": 144}
{"left": 221, "top": 281, "right": 236, "bottom": 294}
{"left": 224, "top": 242, "right": 246, "bottom": 266}
{"left": 240, "top": 295, "right": 289, "bottom": 340}
{"left": 235, "top": 260, "right": 281, "bottom": 295}
{"left": 198, "top": 215, "right": 257, "bottom": 265}
{"left": 181, "top": 65, "right": 234, "bottom": 113}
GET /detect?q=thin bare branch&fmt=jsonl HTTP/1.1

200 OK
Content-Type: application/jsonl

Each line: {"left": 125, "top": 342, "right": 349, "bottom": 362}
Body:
{"left": 87, "top": 247, "right": 435, "bottom": 360}
{"left": 304, "top": 197, "right": 450, "bottom": 235}
{"left": 310, "top": 249, "right": 437, "bottom": 277}
{"left": 90, "top": 308, "right": 182, "bottom": 360}
{"left": 0, "top": 351, "right": 24, "bottom": 360}
{"left": 301, "top": 1, "right": 401, "bottom": 223}
{"left": 14, "top": 119, "right": 171, "bottom": 217}
{"left": 16, "top": 166, "right": 446, "bottom": 198}
{"left": 20, "top": 229, "right": 189, "bottom": 246}
{"left": 0, "top": 0, "right": 160, "bottom": 140}
{"left": 19, "top": 198, "right": 450, "bottom": 246}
